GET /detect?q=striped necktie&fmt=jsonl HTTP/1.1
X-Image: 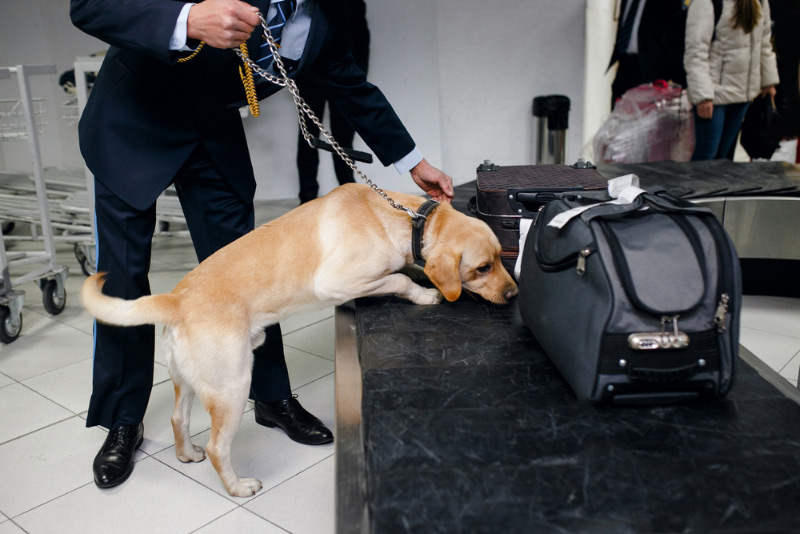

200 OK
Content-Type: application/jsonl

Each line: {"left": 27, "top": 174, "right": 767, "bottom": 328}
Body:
{"left": 614, "top": 0, "right": 641, "bottom": 56}
{"left": 257, "top": 0, "right": 297, "bottom": 68}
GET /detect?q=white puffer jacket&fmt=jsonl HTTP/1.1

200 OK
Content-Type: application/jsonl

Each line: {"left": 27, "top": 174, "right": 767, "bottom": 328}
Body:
{"left": 684, "top": 0, "right": 780, "bottom": 105}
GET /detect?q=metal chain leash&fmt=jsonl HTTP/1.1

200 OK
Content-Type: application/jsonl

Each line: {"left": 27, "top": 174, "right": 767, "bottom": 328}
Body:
{"left": 234, "top": 14, "right": 424, "bottom": 219}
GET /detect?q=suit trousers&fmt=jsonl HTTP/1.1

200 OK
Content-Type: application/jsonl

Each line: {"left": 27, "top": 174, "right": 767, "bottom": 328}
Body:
{"left": 611, "top": 54, "right": 648, "bottom": 109}
{"left": 87, "top": 144, "right": 292, "bottom": 429}
{"left": 296, "top": 72, "right": 357, "bottom": 203}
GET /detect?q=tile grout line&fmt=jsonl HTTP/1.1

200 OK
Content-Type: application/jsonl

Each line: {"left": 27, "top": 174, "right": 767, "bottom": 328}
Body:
{"left": 242, "top": 451, "right": 337, "bottom": 531}
{"left": 281, "top": 314, "right": 335, "bottom": 336}
{"left": 777, "top": 346, "right": 800, "bottom": 375}
{"left": 740, "top": 324, "right": 800, "bottom": 342}
{"left": 0, "top": 384, "right": 85, "bottom": 447}
{"left": 186, "top": 507, "right": 292, "bottom": 534}
{"left": 283, "top": 344, "right": 335, "bottom": 363}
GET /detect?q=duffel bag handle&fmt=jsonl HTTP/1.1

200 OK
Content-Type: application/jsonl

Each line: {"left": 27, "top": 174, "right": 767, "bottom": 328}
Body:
{"left": 628, "top": 362, "right": 699, "bottom": 382}
{"left": 549, "top": 175, "right": 714, "bottom": 229}
{"left": 642, "top": 192, "right": 715, "bottom": 216}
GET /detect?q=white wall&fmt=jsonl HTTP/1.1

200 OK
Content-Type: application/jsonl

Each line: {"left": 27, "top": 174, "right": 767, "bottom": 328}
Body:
{"left": 0, "top": 0, "right": 617, "bottom": 200}
{"left": 0, "top": 0, "right": 102, "bottom": 172}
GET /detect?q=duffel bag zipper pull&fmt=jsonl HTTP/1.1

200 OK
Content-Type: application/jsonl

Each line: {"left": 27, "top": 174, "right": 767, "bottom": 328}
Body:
{"left": 576, "top": 248, "right": 592, "bottom": 276}
{"left": 533, "top": 205, "right": 545, "bottom": 226}
{"left": 714, "top": 293, "right": 730, "bottom": 333}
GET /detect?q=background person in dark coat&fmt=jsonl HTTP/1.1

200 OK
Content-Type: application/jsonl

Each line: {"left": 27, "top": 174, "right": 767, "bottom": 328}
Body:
{"left": 770, "top": 0, "right": 800, "bottom": 144}
{"left": 608, "top": 0, "right": 689, "bottom": 108}
{"left": 295, "top": 0, "right": 370, "bottom": 203}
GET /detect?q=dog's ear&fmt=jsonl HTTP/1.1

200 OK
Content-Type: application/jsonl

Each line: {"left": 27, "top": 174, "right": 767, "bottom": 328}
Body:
{"left": 424, "top": 249, "right": 462, "bottom": 302}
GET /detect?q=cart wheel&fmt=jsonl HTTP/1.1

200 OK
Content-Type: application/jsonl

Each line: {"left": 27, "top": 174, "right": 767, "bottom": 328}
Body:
{"left": 42, "top": 280, "right": 67, "bottom": 315}
{"left": 0, "top": 306, "right": 22, "bottom": 343}
{"left": 158, "top": 221, "right": 170, "bottom": 233}
{"left": 74, "top": 243, "right": 96, "bottom": 276}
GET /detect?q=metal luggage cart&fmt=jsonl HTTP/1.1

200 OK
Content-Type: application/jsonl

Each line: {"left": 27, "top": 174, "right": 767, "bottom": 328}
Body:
{"left": 0, "top": 65, "right": 68, "bottom": 343}
{"left": 0, "top": 184, "right": 95, "bottom": 277}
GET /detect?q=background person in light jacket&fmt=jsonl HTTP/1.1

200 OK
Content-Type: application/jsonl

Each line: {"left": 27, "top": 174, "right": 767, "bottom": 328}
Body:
{"left": 684, "top": 0, "right": 779, "bottom": 161}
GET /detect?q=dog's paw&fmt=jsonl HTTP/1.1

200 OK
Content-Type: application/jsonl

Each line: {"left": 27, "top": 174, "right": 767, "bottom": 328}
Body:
{"left": 177, "top": 445, "right": 206, "bottom": 463}
{"left": 412, "top": 288, "right": 443, "bottom": 305}
{"left": 228, "top": 477, "right": 263, "bottom": 498}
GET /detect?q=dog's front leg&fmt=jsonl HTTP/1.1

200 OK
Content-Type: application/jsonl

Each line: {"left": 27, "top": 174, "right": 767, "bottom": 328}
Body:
{"left": 351, "top": 273, "right": 442, "bottom": 305}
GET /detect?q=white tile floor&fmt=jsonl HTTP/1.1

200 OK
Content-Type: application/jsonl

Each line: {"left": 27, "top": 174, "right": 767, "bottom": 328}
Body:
{"left": 0, "top": 200, "right": 337, "bottom": 534}
{"left": 2, "top": 200, "right": 799, "bottom": 534}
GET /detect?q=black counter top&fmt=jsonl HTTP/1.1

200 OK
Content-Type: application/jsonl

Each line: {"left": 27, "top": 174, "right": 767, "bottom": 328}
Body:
{"left": 355, "top": 296, "right": 800, "bottom": 534}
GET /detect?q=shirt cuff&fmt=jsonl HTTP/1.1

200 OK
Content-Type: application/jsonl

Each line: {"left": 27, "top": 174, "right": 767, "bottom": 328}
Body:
{"left": 393, "top": 148, "right": 423, "bottom": 175}
{"left": 170, "top": 3, "right": 195, "bottom": 51}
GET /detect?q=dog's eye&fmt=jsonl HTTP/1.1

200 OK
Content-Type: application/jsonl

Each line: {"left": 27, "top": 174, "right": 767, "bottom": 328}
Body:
{"left": 476, "top": 264, "right": 492, "bottom": 274}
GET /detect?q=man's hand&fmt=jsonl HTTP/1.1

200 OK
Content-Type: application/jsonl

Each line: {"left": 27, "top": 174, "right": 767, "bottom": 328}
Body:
{"left": 410, "top": 159, "right": 454, "bottom": 204}
{"left": 696, "top": 100, "right": 714, "bottom": 120}
{"left": 187, "top": 0, "right": 261, "bottom": 49}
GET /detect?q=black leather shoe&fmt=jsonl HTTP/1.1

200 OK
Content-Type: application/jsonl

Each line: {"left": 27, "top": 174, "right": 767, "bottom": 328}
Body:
{"left": 255, "top": 396, "right": 333, "bottom": 445}
{"left": 93, "top": 423, "right": 144, "bottom": 489}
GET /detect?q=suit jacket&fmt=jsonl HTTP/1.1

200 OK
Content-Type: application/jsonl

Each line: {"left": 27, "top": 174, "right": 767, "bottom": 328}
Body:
{"left": 70, "top": 0, "right": 414, "bottom": 211}
{"left": 608, "top": 0, "right": 688, "bottom": 87}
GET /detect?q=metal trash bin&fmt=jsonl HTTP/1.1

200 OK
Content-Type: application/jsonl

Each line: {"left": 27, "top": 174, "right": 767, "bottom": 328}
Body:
{"left": 532, "top": 95, "right": 570, "bottom": 165}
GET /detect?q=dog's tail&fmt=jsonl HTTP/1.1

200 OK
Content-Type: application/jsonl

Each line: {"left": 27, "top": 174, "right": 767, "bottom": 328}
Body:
{"left": 81, "top": 273, "right": 180, "bottom": 327}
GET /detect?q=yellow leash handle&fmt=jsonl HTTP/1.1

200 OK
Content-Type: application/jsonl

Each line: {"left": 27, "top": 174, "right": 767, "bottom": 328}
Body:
{"left": 237, "top": 43, "right": 260, "bottom": 117}
{"left": 177, "top": 41, "right": 260, "bottom": 118}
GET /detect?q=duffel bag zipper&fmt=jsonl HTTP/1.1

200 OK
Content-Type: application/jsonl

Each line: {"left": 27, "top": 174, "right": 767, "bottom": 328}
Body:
{"left": 535, "top": 244, "right": 596, "bottom": 273}
{"left": 576, "top": 248, "right": 592, "bottom": 276}
{"left": 533, "top": 205, "right": 597, "bottom": 273}
{"left": 714, "top": 293, "right": 730, "bottom": 333}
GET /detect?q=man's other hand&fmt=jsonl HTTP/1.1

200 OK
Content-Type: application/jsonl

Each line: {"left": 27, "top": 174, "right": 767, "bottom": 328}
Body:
{"left": 410, "top": 159, "right": 454, "bottom": 204}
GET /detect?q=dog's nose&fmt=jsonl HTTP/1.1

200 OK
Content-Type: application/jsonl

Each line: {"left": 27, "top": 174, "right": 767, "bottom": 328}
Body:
{"left": 505, "top": 285, "right": 519, "bottom": 301}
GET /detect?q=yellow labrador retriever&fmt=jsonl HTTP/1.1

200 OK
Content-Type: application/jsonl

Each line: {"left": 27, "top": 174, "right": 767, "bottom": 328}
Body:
{"left": 81, "top": 182, "right": 518, "bottom": 497}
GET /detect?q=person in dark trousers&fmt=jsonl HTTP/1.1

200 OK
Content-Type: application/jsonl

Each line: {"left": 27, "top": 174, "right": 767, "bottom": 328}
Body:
{"left": 607, "top": 0, "right": 689, "bottom": 108}
{"left": 295, "top": 0, "right": 369, "bottom": 203}
{"left": 70, "top": 0, "right": 454, "bottom": 490}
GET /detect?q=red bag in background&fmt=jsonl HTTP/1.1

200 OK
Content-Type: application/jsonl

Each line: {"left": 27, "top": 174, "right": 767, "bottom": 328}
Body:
{"left": 593, "top": 81, "right": 695, "bottom": 163}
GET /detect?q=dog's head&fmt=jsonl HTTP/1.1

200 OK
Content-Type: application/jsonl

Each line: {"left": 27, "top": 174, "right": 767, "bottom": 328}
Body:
{"left": 422, "top": 204, "right": 518, "bottom": 304}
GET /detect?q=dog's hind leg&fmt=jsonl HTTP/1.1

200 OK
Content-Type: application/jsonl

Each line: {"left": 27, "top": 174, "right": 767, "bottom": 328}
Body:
{"left": 170, "top": 381, "right": 206, "bottom": 463}
{"left": 195, "top": 335, "right": 262, "bottom": 497}
{"left": 166, "top": 329, "right": 206, "bottom": 463}
{"left": 205, "top": 383, "right": 262, "bottom": 497}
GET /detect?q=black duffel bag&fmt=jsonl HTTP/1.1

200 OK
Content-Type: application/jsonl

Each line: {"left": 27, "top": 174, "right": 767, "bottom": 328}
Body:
{"left": 518, "top": 177, "right": 741, "bottom": 404}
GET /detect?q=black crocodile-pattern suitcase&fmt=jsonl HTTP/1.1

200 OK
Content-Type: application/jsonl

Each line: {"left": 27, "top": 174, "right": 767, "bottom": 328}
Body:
{"left": 471, "top": 162, "right": 608, "bottom": 275}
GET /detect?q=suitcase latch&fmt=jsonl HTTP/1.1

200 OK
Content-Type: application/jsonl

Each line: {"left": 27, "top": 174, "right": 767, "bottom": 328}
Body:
{"left": 627, "top": 315, "right": 690, "bottom": 350}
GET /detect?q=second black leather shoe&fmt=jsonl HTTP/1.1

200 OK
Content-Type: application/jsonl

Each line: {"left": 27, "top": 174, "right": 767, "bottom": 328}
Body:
{"left": 93, "top": 422, "right": 144, "bottom": 489}
{"left": 255, "top": 396, "right": 333, "bottom": 445}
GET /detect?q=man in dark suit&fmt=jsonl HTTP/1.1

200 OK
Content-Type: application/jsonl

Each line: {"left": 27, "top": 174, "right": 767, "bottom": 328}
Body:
{"left": 70, "top": 0, "right": 454, "bottom": 490}
{"left": 607, "top": 0, "right": 689, "bottom": 107}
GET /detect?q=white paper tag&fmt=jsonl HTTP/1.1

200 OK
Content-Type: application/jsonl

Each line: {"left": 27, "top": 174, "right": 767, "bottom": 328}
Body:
{"left": 514, "top": 218, "right": 533, "bottom": 280}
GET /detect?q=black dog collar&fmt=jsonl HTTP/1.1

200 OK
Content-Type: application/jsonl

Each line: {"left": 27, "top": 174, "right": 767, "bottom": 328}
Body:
{"left": 411, "top": 200, "right": 440, "bottom": 262}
